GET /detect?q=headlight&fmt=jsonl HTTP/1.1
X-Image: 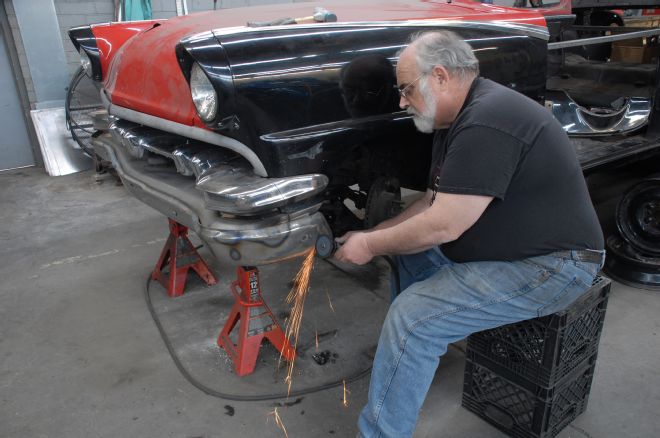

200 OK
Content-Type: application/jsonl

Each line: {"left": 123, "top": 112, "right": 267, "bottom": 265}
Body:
{"left": 190, "top": 63, "right": 217, "bottom": 122}
{"left": 79, "top": 48, "right": 92, "bottom": 77}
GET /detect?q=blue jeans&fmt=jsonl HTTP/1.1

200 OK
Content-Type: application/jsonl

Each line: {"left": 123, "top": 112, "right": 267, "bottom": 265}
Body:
{"left": 359, "top": 248, "right": 604, "bottom": 438}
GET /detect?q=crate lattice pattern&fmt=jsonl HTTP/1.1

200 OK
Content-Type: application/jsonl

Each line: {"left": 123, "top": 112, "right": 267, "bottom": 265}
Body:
{"left": 463, "top": 360, "right": 595, "bottom": 438}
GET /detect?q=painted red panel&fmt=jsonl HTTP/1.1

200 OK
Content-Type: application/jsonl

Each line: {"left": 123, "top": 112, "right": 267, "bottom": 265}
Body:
{"left": 99, "top": 0, "right": 548, "bottom": 127}
{"left": 90, "top": 21, "right": 165, "bottom": 80}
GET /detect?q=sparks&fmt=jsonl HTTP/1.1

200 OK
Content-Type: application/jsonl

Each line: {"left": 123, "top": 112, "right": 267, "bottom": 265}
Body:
{"left": 315, "top": 329, "right": 319, "bottom": 352}
{"left": 269, "top": 408, "right": 289, "bottom": 438}
{"left": 282, "top": 248, "right": 316, "bottom": 394}
{"left": 343, "top": 379, "right": 350, "bottom": 407}
{"left": 325, "top": 287, "right": 335, "bottom": 313}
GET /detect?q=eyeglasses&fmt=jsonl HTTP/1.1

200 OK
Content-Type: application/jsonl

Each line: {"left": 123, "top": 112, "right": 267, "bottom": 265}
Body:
{"left": 397, "top": 73, "right": 425, "bottom": 99}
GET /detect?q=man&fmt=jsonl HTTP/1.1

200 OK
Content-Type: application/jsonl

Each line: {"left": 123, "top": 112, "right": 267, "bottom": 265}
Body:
{"left": 334, "top": 31, "right": 605, "bottom": 438}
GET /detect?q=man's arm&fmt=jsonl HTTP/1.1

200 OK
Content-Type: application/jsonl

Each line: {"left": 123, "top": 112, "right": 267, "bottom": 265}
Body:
{"left": 334, "top": 190, "right": 432, "bottom": 244}
{"left": 334, "top": 192, "right": 493, "bottom": 264}
{"left": 371, "top": 190, "right": 433, "bottom": 231}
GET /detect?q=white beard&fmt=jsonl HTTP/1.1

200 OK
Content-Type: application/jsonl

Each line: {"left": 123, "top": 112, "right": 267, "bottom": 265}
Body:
{"left": 407, "top": 78, "right": 437, "bottom": 134}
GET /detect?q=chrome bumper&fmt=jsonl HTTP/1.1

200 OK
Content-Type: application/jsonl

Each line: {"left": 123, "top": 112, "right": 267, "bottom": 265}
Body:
{"left": 93, "top": 126, "right": 331, "bottom": 266}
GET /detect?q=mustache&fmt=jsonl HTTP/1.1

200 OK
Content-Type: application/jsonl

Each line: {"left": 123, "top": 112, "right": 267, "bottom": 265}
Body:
{"left": 407, "top": 106, "right": 432, "bottom": 121}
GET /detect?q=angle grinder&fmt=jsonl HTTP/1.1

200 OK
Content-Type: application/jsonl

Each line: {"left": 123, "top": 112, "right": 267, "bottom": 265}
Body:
{"left": 315, "top": 234, "right": 339, "bottom": 259}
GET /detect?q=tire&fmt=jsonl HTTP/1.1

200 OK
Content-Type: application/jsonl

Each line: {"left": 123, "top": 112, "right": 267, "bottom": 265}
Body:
{"left": 65, "top": 66, "right": 104, "bottom": 157}
{"left": 364, "top": 176, "right": 403, "bottom": 229}
{"left": 604, "top": 234, "right": 660, "bottom": 291}
{"left": 615, "top": 175, "right": 660, "bottom": 257}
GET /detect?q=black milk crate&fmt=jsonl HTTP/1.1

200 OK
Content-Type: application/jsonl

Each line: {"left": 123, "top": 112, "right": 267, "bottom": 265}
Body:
{"left": 462, "top": 354, "right": 597, "bottom": 438}
{"left": 466, "top": 276, "right": 610, "bottom": 387}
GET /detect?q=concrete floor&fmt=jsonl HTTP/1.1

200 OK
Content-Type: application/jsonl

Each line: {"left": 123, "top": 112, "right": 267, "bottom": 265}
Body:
{"left": 1, "top": 167, "right": 659, "bottom": 438}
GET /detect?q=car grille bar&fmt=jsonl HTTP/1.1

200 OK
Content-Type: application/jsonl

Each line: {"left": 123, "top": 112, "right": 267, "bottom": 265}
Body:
{"left": 108, "top": 119, "right": 328, "bottom": 215}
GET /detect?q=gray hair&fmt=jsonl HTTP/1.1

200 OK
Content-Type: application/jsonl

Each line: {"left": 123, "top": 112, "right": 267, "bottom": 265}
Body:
{"left": 403, "top": 30, "right": 479, "bottom": 79}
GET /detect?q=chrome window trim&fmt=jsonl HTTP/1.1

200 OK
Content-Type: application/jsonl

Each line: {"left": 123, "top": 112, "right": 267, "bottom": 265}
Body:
{"left": 544, "top": 14, "right": 576, "bottom": 21}
{"left": 192, "top": 20, "right": 549, "bottom": 43}
{"left": 548, "top": 27, "right": 660, "bottom": 50}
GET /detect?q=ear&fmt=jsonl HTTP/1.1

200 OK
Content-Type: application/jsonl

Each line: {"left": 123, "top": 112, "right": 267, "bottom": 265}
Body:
{"left": 431, "top": 65, "right": 450, "bottom": 86}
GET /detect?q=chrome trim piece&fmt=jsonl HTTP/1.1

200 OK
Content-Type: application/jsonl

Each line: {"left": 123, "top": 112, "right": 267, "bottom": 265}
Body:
{"left": 261, "top": 112, "right": 405, "bottom": 144}
{"left": 100, "top": 90, "right": 268, "bottom": 176}
{"left": 197, "top": 171, "right": 328, "bottom": 215}
{"left": 544, "top": 14, "right": 576, "bottom": 21}
{"left": 546, "top": 90, "right": 651, "bottom": 136}
{"left": 182, "top": 147, "right": 237, "bottom": 178}
{"left": 107, "top": 120, "right": 329, "bottom": 214}
{"left": 109, "top": 118, "right": 235, "bottom": 177}
{"left": 95, "top": 136, "right": 206, "bottom": 231}
{"left": 204, "top": 19, "right": 549, "bottom": 42}
{"left": 94, "top": 133, "right": 329, "bottom": 266}
{"left": 199, "top": 212, "right": 330, "bottom": 264}
{"left": 548, "top": 28, "right": 660, "bottom": 50}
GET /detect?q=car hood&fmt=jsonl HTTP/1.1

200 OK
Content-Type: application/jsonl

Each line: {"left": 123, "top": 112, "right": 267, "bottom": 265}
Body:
{"left": 100, "top": 0, "right": 546, "bottom": 127}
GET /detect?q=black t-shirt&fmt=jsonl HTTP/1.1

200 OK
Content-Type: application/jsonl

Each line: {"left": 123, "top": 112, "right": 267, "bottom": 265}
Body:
{"left": 430, "top": 78, "right": 604, "bottom": 262}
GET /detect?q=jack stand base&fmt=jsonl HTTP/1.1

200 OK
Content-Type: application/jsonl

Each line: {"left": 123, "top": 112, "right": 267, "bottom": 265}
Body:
{"left": 218, "top": 266, "right": 295, "bottom": 376}
{"left": 152, "top": 218, "right": 218, "bottom": 297}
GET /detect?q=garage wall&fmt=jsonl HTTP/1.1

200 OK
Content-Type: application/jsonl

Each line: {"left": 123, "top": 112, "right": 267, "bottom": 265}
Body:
{"left": 3, "top": 0, "right": 309, "bottom": 110}
{"left": 3, "top": 1, "right": 36, "bottom": 107}
{"left": 55, "top": 1, "right": 116, "bottom": 78}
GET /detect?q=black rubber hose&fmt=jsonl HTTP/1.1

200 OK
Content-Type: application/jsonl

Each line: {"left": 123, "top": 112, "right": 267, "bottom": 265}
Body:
{"left": 144, "top": 275, "right": 372, "bottom": 401}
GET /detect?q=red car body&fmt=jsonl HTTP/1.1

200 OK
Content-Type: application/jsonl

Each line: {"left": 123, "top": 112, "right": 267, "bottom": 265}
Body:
{"left": 92, "top": 0, "right": 547, "bottom": 129}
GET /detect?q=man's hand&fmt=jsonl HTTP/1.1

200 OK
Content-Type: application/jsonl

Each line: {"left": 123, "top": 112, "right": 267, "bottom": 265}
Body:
{"left": 334, "top": 231, "right": 358, "bottom": 244}
{"left": 334, "top": 231, "right": 374, "bottom": 265}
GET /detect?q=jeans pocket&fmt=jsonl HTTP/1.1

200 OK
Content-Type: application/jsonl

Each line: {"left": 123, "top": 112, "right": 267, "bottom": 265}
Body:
{"left": 536, "top": 276, "right": 592, "bottom": 317}
{"left": 570, "top": 260, "right": 600, "bottom": 289}
{"left": 522, "top": 255, "right": 564, "bottom": 274}
{"left": 537, "top": 280, "right": 570, "bottom": 317}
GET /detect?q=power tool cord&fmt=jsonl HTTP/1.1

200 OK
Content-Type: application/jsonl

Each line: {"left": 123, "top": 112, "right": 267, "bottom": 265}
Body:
{"left": 144, "top": 256, "right": 461, "bottom": 401}
{"left": 144, "top": 275, "right": 372, "bottom": 401}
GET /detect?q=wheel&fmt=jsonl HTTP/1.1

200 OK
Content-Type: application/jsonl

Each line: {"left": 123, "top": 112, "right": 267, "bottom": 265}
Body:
{"left": 616, "top": 175, "right": 660, "bottom": 257}
{"left": 604, "top": 234, "right": 660, "bottom": 291}
{"left": 364, "top": 176, "right": 403, "bottom": 229}
{"left": 65, "top": 66, "right": 104, "bottom": 157}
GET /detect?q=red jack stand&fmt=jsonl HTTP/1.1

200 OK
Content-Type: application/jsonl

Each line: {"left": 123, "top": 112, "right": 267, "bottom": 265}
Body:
{"left": 218, "top": 266, "right": 296, "bottom": 376}
{"left": 151, "top": 218, "right": 218, "bottom": 297}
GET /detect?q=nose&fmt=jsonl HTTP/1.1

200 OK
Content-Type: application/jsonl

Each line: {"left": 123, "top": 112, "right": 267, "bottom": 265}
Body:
{"left": 399, "top": 94, "right": 409, "bottom": 110}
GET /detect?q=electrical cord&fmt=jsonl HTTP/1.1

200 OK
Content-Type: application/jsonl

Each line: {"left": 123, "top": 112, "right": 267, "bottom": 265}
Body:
{"left": 144, "top": 275, "right": 372, "bottom": 401}
{"left": 145, "top": 252, "right": 461, "bottom": 400}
